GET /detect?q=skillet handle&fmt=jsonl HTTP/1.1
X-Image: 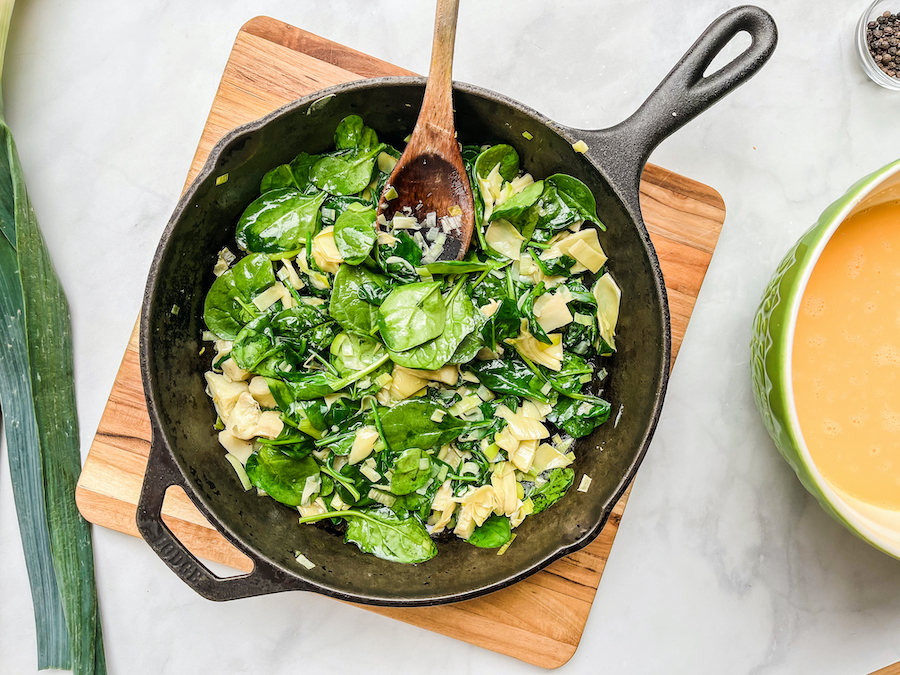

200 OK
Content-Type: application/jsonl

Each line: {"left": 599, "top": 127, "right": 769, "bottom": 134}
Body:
{"left": 579, "top": 5, "right": 777, "bottom": 218}
{"left": 136, "top": 433, "right": 309, "bottom": 601}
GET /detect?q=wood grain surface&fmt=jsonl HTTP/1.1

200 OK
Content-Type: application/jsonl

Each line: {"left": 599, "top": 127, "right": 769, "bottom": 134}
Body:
{"left": 75, "top": 17, "right": 726, "bottom": 669}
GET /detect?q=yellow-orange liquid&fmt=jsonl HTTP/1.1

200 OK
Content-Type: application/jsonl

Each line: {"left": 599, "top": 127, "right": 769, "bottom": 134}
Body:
{"left": 793, "top": 201, "right": 900, "bottom": 510}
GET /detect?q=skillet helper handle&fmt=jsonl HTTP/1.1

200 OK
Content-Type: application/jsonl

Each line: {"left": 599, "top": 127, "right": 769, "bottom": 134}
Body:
{"left": 136, "top": 433, "right": 309, "bottom": 601}
{"left": 584, "top": 5, "right": 777, "bottom": 216}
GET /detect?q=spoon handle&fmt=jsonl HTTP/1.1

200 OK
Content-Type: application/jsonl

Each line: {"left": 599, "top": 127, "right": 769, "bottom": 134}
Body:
{"left": 419, "top": 0, "right": 460, "bottom": 137}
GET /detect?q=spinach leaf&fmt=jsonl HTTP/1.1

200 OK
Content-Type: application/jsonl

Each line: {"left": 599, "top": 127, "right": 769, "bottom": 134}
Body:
{"left": 260, "top": 164, "right": 298, "bottom": 193}
{"left": 390, "top": 448, "right": 431, "bottom": 496}
{"left": 289, "top": 152, "right": 320, "bottom": 193}
{"left": 448, "top": 325, "right": 484, "bottom": 365}
{"left": 329, "top": 264, "right": 386, "bottom": 335}
{"left": 343, "top": 508, "right": 437, "bottom": 564}
{"left": 423, "top": 260, "right": 497, "bottom": 275}
{"left": 521, "top": 282, "right": 553, "bottom": 345}
{"left": 388, "top": 286, "right": 476, "bottom": 370}
{"left": 528, "top": 248, "right": 576, "bottom": 277}
{"left": 203, "top": 252, "right": 276, "bottom": 339}
{"left": 468, "top": 270, "right": 509, "bottom": 307}
{"left": 531, "top": 174, "right": 604, "bottom": 243}
{"left": 467, "top": 514, "right": 512, "bottom": 548}
{"left": 309, "top": 144, "right": 385, "bottom": 196}
{"left": 548, "top": 394, "right": 611, "bottom": 438}
{"left": 379, "top": 400, "right": 469, "bottom": 451}
{"left": 377, "top": 281, "right": 446, "bottom": 352}
{"left": 329, "top": 332, "right": 390, "bottom": 379}
{"left": 245, "top": 446, "right": 320, "bottom": 508}
{"left": 552, "top": 352, "right": 594, "bottom": 394}
{"left": 235, "top": 188, "right": 326, "bottom": 254}
{"left": 465, "top": 356, "right": 549, "bottom": 403}
{"left": 265, "top": 352, "right": 390, "bottom": 401}
{"left": 480, "top": 297, "right": 520, "bottom": 351}
{"left": 474, "top": 144, "right": 520, "bottom": 181}
{"left": 334, "top": 114, "right": 379, "bottom": 150}
{"left": 378, "top": 230, "right": 422, "bottom": 284}
{"left": 527, "top": 468, "right": 575, "bottom": 514}
{"left": 321, "top": 194, "right": 371, "bottom": 227}
{"left": 563, "top": 279, "right": 599, "bottom": 355}
{"left": 489, "top": 180, "right": 544, "bottom": 239}
{"left": 232, "top": 304, "right": 334, "bottom": 371}
{"left": 357, "top": 282, "right": 390, "bottom": 306}
{"left": 333, "top": 204, "right": 376, "bottom": 265}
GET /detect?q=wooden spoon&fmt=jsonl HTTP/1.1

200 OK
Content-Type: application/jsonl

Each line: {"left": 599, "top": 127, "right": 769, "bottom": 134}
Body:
{"left": 377, "top": 0, "right": 475, "bottom": 262}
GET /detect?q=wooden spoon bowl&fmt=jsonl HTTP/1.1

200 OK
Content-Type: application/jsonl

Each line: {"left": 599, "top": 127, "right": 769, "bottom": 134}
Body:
{"left": 377, "top": 0, "right": 475, "bottom": 261}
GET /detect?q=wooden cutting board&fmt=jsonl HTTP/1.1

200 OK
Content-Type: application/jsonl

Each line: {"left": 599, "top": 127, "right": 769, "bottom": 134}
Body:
{"left": 75, "top": 17, "right": 726, "bottom": 669}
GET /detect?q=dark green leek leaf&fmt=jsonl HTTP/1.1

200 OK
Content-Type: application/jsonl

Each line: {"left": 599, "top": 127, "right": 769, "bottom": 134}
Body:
{"left": 0, "top": 52, "right": 106, "bottom": 674}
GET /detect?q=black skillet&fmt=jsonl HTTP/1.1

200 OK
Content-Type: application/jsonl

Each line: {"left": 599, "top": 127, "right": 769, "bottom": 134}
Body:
{"left": 136, "top": 6, "right": 777, "bottom": 604}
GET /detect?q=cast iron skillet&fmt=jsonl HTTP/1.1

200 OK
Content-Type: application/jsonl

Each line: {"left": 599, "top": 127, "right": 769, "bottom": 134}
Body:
{"left": 137, "top": 6, "right": 776, "bottom": 605}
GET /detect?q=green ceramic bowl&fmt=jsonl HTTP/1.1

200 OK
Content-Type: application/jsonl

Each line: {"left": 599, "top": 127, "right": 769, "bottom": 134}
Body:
{"left": 751, "top": 157, "right": 900, "bottom": 559}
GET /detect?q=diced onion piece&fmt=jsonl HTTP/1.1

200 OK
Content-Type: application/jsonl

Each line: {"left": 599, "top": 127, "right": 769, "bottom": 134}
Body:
{"left": 374, "top": 372, "right": 393, "bottom": 388}
{"left": 572, "top": 140, "right": 589, "bottom": 153}
{"left": 449, "top": 205, "right": 462, "bottom": 217}
{"left": 485, "top": 219, "right": 525, "bottom": 260}
{"left": 574, "top": 312, "right": 593, "bottom": 326}
{"left": 218, "top": 430, "right": 254, "bottom": 464}
{"left": 391, "top": 215, "right": 419, "bottom": 229}
{"left": 321, "top": 207, "right": 337, "bottom": 221}
{"left": 476, "top": 385, "right": 495, "bottom": 401}
{"left": 522, "top": 130, "right": 534, "bottom": 140}
{"left": 578, "top": 474, "right": 592, "bottom": 493}
{"left": 377, "top": 151, "right": 398, "bottom": 173}
{"left": 293, "top": 551, "right": 316, "bottom": 570}
{"left": 225, "top": 453, "right": 252, "bottom": 491}
{"left": 216, "top": 173, "right": 229, "bottom": 185}
{"left": 252, "top": 285, "right": 282, "bottom": 311}
{"left": 311, "top": 226, "right": 343, "bottom": 273}
{"left": 360, "top": 462, "right": 381, "bottom": 483}
{"left": 449, "top": 395, "right": 481, "bottom": 417}
{"left": 368, "top": 488, "right": 397, "bottom": 507}
{"left": 376, "top": 230, "right": 398, "bottom": 246}
{"left": 593, "top": 273, "right": 622, "bottom": 352}
{"left": 431, "top": 409, "right": 446, "bottom": 423}
{"left": 349, "top": 425, "right": 380, "bottom": 464}
{"left": 383, "top": 185, "right": 398, "bottom": 201}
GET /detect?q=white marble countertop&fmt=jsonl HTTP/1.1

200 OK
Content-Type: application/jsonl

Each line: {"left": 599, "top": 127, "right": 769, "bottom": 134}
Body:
{"left": 1, "top": 0, "right": 900, "bottom": 673}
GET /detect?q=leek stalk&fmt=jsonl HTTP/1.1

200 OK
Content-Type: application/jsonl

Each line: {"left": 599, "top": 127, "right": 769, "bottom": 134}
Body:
{"left": 0, "top": 2, "right": 106, "bottom": 673}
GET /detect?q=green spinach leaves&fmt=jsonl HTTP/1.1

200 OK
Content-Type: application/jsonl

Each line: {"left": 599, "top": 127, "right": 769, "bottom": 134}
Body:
{"left": 235, "top": 188, "right": 326, "bottom": 254}
{"left": 203, "top": 252, "right": 276, "bottom": 339}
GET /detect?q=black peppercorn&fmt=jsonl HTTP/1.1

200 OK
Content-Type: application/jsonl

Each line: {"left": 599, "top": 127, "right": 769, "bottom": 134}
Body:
{"left": 867, "top": 10, "right": 900, "bottom": 79}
